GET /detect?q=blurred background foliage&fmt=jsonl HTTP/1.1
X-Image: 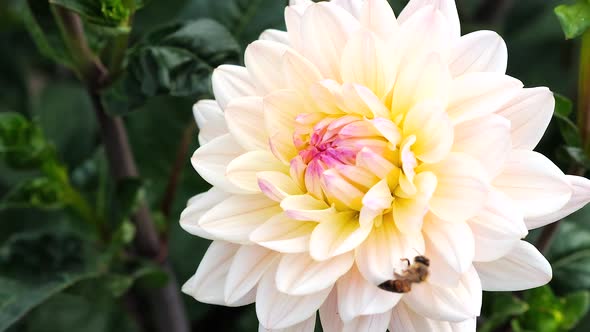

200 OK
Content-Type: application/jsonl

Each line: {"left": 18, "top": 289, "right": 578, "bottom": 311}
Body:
{"left": 0, "top": 0, "right": 590, "bottom": 331}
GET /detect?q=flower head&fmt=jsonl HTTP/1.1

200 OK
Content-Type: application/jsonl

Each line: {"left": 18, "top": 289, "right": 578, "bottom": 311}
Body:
{"left": 181, "top": 0, "right": 590, "bottom": 330}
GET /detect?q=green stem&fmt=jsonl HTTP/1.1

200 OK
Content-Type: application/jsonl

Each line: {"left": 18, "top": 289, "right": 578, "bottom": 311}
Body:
{"left": 580, "top": 30, "right": 590, "bottom": 153}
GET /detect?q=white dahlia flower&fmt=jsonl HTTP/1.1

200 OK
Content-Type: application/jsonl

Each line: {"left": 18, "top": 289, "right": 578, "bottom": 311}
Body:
{"left": 181, "top": 0, "right": 590, "bottom": 330}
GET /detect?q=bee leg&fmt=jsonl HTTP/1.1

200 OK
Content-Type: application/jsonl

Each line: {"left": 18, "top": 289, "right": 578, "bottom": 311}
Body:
{"left": 400, "top": 258, "right": 411, "bottom": 267}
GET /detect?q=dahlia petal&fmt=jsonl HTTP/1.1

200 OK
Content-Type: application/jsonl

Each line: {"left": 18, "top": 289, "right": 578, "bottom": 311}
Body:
{"left": 193, "top": 100, "right": 227, "bottom": 145}
{"left": 256, "top": 266, "right": 332, "bottom": 329}
{"left": 448, "top": 73, "right": 523, "bottom": 124}
{"left": 453, "top": 114, "right": 511, "bottom": 178}
{"left": 319, "top": 290, "right": 344, "bottom": 332}
{"left": 360, "top": 179, "right": 394, "bottom": 226}
{"left": 390, "top": 302, "right": 476, "bottom": 332}
{"left": 225, "top": 245, "right": 279, "bottom": 305}
{"left": 258, "top": 171, "right": 304, "bottom": 202}
{"left": 356, "top": 148, "right": 396, "bottom": 179}
{"left": 300, "top": 2, "right": 360, "bottom": 80}
{"left": 332, "top": 0, "right": 363, "bottom": 18}
{"left": 182, "top": 241, "right": 244, "bottom": 306}
{"left": 337, "top": 265, "right": 402, "bottom": 322}
{"left": 360, "top": 0, "right": 398, "bottom": 40}
{"left": 245, "top": 40, "right": 289, "bottom": 94}
{"left": 180, "top": 187, "right": 228, "bottom": 240}
{"left": 276, "top": 251, "right": 354, "bottom": 295}
{"left": 343, "top": 313, "right": 391, "bottom": 332}
{"left": 281, "top": 194, "right": 337, "bottom": 222}
{"left": 264, "top": 90, "right": 302, "bottom": 163}
{"left": 403, "top": 266, "right": 482, "bottom": 322}
{"left": 493, "top": 150, "right": 572, "bottom": 219}
{"left": 418, "top": 153, "right": 488, "bottom": 222}
{"left": 371, "top": 118, "right": 402, "bottom": 146}
{"left": 212, "top": 65, "right": 257, "bottom": 109}
{"left": 226, "top": 151, "right": 289, "bottom": 192}
{"left": 403, "top": 101, "right": 454, "bottom": 163}
{"left": 258, "top": 313, "right": 316, "bottom": 332}
{"left": 469, "top": 190, "right": 527, "bottom": 262}
{"left": 393, "top": 172, "right": 437, "bottom": 234}
{"left": 310, "top": 211, "right": 373, "bottom": 261}
{"left": 282, "top": 50, "right": 323, "bottom": 96}
{"left": 495, "top": 87, "right": 555, "bottom": 150}
{"left": 450, "top": 30, "right": 508, "bottom": 76}
{"left": 191, "top": 134, "right": 247, "bottom": 194}
{"left": 199, "top": 194, "right": 282, "bottom": 243}
{"left": 322, "top": 169, "right": 365, "bottom": 211}
{"left": 398, "top": 0, "right": 460, "bottom": 40}
{"left": 335, "top": 83, "right": 388, "bottom": 118}
{"left": 336, "top": 165, "right": 380, "bottom": 190}
{"left": 474, "top": 241, "right": 552, "bottom": 291}
{"left": 260, "top": 29, "right": 290, "bottom": 45}
{"left": 356, "top": 215, "right": 425, "bottom": 284}
{"left": 525, "top": 175, "right": 590, "bottom": 229}
{"left": 423, "top": 214, "right": 474, "bottom": 287}
{"left": 250, "top": 213, "right": 315, "bottom": 253}
{"left": 225, "top": 96, "right": 269, "bottom": 151}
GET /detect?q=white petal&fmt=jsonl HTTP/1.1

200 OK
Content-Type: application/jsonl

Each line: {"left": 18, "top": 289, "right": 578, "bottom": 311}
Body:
{"left": 310, "top": 212, "right": 373, "bottom": 261}
{"left": 191, "top": 134, "right": 247, "bottom": 194}
{"left": 225, "top": 245, "right": 279, "bottom": 304}
{"left": 450, "top": 30, "right": 508, "bottom": 76}
{"left": 474, "top": 241, "right": 552, "bottom": 291}
{"left": 343, "top": 312, "right": 391, "bottom": 332}
{"left": 390, "top": 302, "right": 476, "bottom": 332}
{"left": 180, "top": 187, "right": 228, "bottom": 240}
{"left": 264, "top": 89, "right": 302, "bottom": 163}
{"left": 403, "top": 266, "right": 482, "bottom": 322}
{"left": 525, "top": 175, "right": 590, "bottom": 229}
{"left": 193, "top": 100, "right": 227, "bottom": 145}
{"left": 245, "top": 40, "right": 289, "bottom": 94}
{"left": 199, "top": 194, "right": 282, "bottom": 243}
{"left": 277, "top": 252, "right": 354, "bottom": 295}
{"left": 360, "top": 0, "right": 398, "bottom": 40}
{"left": 226, "top": 151, "right": 289, "bottom": 192}
{"left": 398, "top": 0, "right": 460, "bottom": 39}
{"left": 212, "top": 65, "right": 257, "bottom": 109}
{"left": 356, "top": 216, "right": 425, "bottom": 285}
{"left": 257, "top": 266, "right": 332, "bottom": 329}
{"left": 258, "top": 314, "right": 316, "bottom": 332}
{"left": 493, "top": 150, "right": 572, "bottom": 219}
{"left": 182, "top": 241, "right": 246, "bottom": 306}
{"left": 337, "top": 265, "right": 402, "bottom": 322}
{"left": 260, "top": 29, "right": 290, "bottom": 45}
{"left": 332, "top": 0, "right": 363, "bottom": 18}
{"left": 250, "top": 213, "right": 315, "bottom": 253}
{"left": 469, "top": 190, "right": 528, "bottom": 262}
{"left": 225, "top": 96, "right": 269, "bottom": 151}
{"left": 281, "top": 194, "right": 337, "bottom": 222}
{"left": 319, "top": 290, "right": 344, "bottom": 332}
{"left": 496, "top": 87, "right": 555, "bottom": 150}
{"left": 453, "top": 114, "right": 511, "bottom": 178}
{"left": 423, "top": 215, "right": 474, "bottom": 287}
{"left": 282, "top": 50, "right": 323, "bottom": 97}
{"left": 258, "top": 171, "right": 304, "bottom": 202}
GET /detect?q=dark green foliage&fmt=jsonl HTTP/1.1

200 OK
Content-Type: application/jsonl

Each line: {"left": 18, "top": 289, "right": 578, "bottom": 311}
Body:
{"left": 555, "top": 0, "right": 590, "bottom": 39}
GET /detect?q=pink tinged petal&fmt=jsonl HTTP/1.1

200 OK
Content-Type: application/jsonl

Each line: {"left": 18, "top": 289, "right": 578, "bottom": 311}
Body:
{"left": 496, "top": 87, "right": 555, "bottom": 150}
{"left": 357, "top": 148, "right": 396, "bottom": 179}
{"left": 277, "top": 252, "right": 354, "bottom": 295}
{"left": 390, "top": 302, "right": 476, "bottom": 332}
{"left": 453, "top": 114, "right": 511, "bottom": 179}
{"left": 225, "top": 245, "right": 279, "bottom": 305}
{"left": 199, "top": 194, "right": 282, "bottom": 244}
{"left": 371, "top": 118, "right": 402, "bottom": 146}
{"left": 225, "top": 96, "right": 269, "bottom": 151}
{"left": 474, "top": 241, "right": 552, "bottom": 291}
{"left": 336, "top": 165, "right": 380, "bottom": 190}
{"left": 360, "top": 179, "right": 394, "bottom": 226}
{"left": 356, "top": 215, "right": 425, "bottom": 284}
{"left": 290, "top": 156, "right": 307, "bottom": 189}
{"left": 180, "top": 187, "right": 228, "bottom": 240}
{"left": 310, "top": 211, "right": 373, "bottom": 261}
{"left": 191, "top": 134, "right": 247, "bottom": 194}
{"left": 398, "top": 0, "right": 460, "bottom": 40}
{"left": 493, "top": 150, "right": 572, "bottom": 219}
{"left": 281, "top": 194, "right": 337, "bottom": 222}
{"left": 282, "top": 49, "right": 323, "bottom": 96}
{"left": 423, "top": 215, "right": 475, "bottom": 287}
{"left": 403, "top": 101, "right": 454, "bottom": 164}
{"left": 322, "top": 169, "right": 365, "bottom": 211}
{"left": 391, "top": 54, "right": 451, "bottom": 119}
{"left": 361, "top": 0, "right": 398, "bottom": 40}
{"left": 341, "top": 30, "right": 394, "bottom": 99}
{"left": 260, "top": 29, "right": 290, "bottom": 45}
{"left": 212, "top": 65, "right": 257, "bottom": 109}
{"left": 226, "top": 151, "right": 289, "bottom": 192}
{"left": 182, "top": 241, "right": 248, "bottom": 306}
{"left": 417, "top": 153, "right": 489, "bottom": 222}
{"left": 319, "top": 290, "right": 344, "bottom": 332}
{"left": 256, "top": 266, "right": 332, "bottom": 329}
{"left": 450, "top": 30, "right": 508, "bottom": 76}
{"left": 337, "top": 265, "right": 402, "bottom": 322}
{"left": 403, "top": 266, "right": 482, "bottom": 322}
{"left": 526, "top": 175, "right": 590, "bottom": 229}
{"left": 393, "top": 172, "right": 438, "bottom": 234}
{"left": 193, "top": 100, "right": 227, "bottom": 145}
{"left": 250, "top": 213, "right": 316, "bottom": 253}
{"left": 245, "top": 40, "right": 289, "bottom": 94}
{"left": 448, "top": 73, "right": 523, "bottom": 124}
{"left": 258, "top": 314, "right": 317, "bottom": 332}
{"left": 258, "top": 171, "right": 304, "bottom": 202}
{"left": 300, "top": 3, "right": 360, "bottom": 80}
{"left": 264, "top": 89, "right": 302, "bottom": 163}
{"left": 469, "top": 190, "right": 527, "bottom": 262}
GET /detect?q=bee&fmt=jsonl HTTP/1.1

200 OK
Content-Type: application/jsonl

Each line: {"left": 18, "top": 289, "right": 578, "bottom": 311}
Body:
{"left": 378, "top": 255, "right": 430, "bottom": 293}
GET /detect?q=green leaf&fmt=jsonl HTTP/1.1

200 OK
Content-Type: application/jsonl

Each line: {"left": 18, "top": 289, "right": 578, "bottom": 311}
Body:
{"left": 0, "top": 177, "right": 67, "bottom": 211}
{"left": 555, "top": 93, "right": 574, "bottom": 117}
{"left": 102, "top": 19, "right": 240, "bottom": 114}
{"left": 48, "top": 0, "right": 146, "bottom": 27}
{"left": 553, "top": 94, "right": 582, "bottom": 148}
{"left": 561, "top": 291, "right": 590, "bottom": 329}
{"left": 0, "top": 112, "right": 50, "bottom": 170}
{"left": 480, "top": 293, "right": 529, "bottom": 332}
{"left": 555, "top": 0, "right": 590, "bottom": 39}
{"left": 549, "top": 222, "right": 590, "bottom": 292}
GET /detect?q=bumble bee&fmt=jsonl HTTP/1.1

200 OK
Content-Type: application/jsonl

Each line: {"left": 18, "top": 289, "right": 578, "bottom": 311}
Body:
{"left": 378, "top": 255, "right": 430, "bottom": 293}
